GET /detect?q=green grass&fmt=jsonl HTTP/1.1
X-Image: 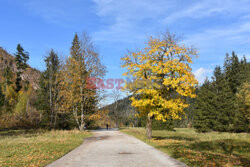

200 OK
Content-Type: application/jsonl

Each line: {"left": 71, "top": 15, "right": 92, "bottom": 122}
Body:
{"left": 121, "top": 128, "right": 250, "bottom": 167}
{"left": 0, "top": 129, "right": 91, "bottom": 167}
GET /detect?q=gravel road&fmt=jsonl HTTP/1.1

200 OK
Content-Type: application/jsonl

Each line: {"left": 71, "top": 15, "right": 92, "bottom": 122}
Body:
{"left": 47, "top": 129, "right": 187, "bottom": 167}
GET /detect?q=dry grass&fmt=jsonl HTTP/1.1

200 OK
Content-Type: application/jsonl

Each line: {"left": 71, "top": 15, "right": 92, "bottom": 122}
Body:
{"left": 121, "top": 128, "right": 250, "bottom": 167}
{"left": 0, "top": 129, "right": 91, "bottom": 167}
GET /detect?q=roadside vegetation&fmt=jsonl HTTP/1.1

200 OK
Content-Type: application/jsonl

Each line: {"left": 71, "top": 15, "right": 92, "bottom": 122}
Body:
{"left": 121, "top": 128, "right": 250, "bottom": 167}
{"left": 0, "top": 129, "right": 91, "bottom": 167}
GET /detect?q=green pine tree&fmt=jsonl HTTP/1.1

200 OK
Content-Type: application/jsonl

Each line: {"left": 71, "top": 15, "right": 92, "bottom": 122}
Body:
{"left": 37, "top": 49, "right": 60, "bottom": 129}
{"left": 71, "top": 33, "right": 82, "bottom": 61}
{"left": 224, "top": 52, "right": 242, "bottom": 94}
{"left": 238, "top": 56, "right": 250, "bottom": 84}
{"left": 14, "top": 44, "right": 29, "bottom": 92}
{"left": 212, "top": 66, "right": 236, "bottom": 132}
{"left": 193, "top": 78, "right": 216, "bottom": 132}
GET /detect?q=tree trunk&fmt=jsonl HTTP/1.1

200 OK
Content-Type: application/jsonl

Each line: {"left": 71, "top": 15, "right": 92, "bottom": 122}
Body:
{"left": 80, "top": 86, "right": 85, "bottom": 131}
{"left": 115, "top": 120, "right": 119, "bottom": 128}
{"left": 50, "top": 113, "right": 53, "bottom": 129}
{"left": 146, "top": 115, "right": 152, "bottom": 139}
{"left": 80, "top": 111, "right": 85, "bottom": 131}
{"left": 49, "top": 84, "right": 53, "bottom": 129}
{"left": 53, "top": 113, "right": 57, "bottom": 129}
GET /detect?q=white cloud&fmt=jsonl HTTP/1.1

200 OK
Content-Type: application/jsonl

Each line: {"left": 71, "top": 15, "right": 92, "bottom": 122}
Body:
{"left": 194, "top": 67, "right": 212, "bottom": 84}
{"left": 92, "top": 0, "right": 175, "bottom": 42}
{"left": 164, "top": 2, "right": 223, "bottom": 23}
{"left": 92, "top": 0, "right": 250, "bottom": 45}
{"left": 164, "top": 0, "right": 250, "bottom": 24}
{"left": 182, "top": 21, "right": 250, "bottom": 54}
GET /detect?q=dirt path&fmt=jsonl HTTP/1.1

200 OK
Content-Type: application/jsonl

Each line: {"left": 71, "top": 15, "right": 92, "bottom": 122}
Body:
{"left": 47, "top": 129, "right": 187, "bottom": 167}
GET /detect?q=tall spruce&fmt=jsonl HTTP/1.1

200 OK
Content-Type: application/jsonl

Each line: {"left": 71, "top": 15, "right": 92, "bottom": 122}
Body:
{"left": 37, "top": 49, "right": 60, "bottom": 129}
{"left": 14, "top": 44, "right": 29, "bottom": 92}
{"left": 223, "top": 53, "right": 249, "bottom": 132}
{"left": 224, "top": 52, "right": 241, "bottom": 94}
{"left": 238, "top": 56, "right": 249, "bottom": 84}
{"left": 71, "top": 33, "right": 82, "bottom": 61}
{"left": 212, "top": 66, "right": 236, "bottom": 132}
{"left": 193, "top": 78, "right": 216, "bottom": 132}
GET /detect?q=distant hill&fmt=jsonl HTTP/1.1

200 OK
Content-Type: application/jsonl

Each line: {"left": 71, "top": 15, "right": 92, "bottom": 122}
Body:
{"left": 101, "top": 95, "right": 139, "bottom": 126}
{"left": 102, "top": 95, "right": 176, "bottom": 129}
{"left": 0, "top": 47, "right": 41, "bottom": 90}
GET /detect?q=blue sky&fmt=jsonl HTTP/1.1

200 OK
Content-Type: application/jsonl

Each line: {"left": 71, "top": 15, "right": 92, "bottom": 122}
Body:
{"left": 0, "top": 0, "right": 250, "bottom": 104}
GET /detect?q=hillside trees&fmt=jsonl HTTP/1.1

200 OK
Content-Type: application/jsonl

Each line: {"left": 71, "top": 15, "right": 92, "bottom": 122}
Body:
{"left": 1, "top": 67, "right": 14, "bottom": 110}
{"left": 110, "top": 89, "right": 121, "bottom": 128}
{"left": 3, "top": 67, "right": 14, "bottom": 86}
{"left": 102, "top": 95, "right": 139, "bottom": 127}
{"left": 0, "top": 46, "right": 42, "bottom": 128}
{"left": 14, "top": 85, "right": 35, "bottom": 122}
{"left": 59, "top": 33, "right": 106, "bottom": 131}
{"left": 0, "top": 86, "right": 4, "bottom": 109}
{"left": 121, "top": 32, "right": 198, "bottom": 138}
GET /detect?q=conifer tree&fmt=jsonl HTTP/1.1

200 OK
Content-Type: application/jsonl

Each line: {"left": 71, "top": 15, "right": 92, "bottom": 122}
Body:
{"left": 193, "top": 78, "right": 216, "bottom": 132}
{"left": 36, "top": 75, "right": 50, "bottom": 126}
{"left": 37, "top": 49, "right": 60, "bottom": 129}
{"left": 212, "top": 66, "right": 236, "bottom": 132}
{"left": 224, "top": 52, "right": 242, "bottom": 94}
{"left": 71, "top": 33, "right": 82, "bottom": 61}
{"left": 14, "top": 44, "right": 29, "bottom": 92}
{"left": 238, "top": 56, "right": 249, "bottom": 84}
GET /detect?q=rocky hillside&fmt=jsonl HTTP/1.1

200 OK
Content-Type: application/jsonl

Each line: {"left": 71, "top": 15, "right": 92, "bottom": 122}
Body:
{"left": 0, "top": 47, "right": 41, "bottom": 90}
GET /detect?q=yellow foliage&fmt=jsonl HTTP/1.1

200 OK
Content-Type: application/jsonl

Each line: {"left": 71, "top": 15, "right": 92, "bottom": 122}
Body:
{"left": 5, "top": 85, "right": 17, "bottom": 107}
{"left": 236, "top": 82, "right": 250, "bottom": 121}
{"left": 14, "top": 85, "right": 33, "bottom": 115}
{"left": 121, "top": 34, "right": 198, "bottom": 122}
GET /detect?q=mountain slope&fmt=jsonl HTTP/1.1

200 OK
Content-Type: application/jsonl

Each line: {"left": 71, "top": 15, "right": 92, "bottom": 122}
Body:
{"left": 0, "top": 47, "right": 41, "bottom": 89}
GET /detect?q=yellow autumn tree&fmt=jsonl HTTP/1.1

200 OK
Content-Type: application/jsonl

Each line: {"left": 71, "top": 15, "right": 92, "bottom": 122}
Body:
{"left": 121, "top": 32, "right": 198, "bottom": 138}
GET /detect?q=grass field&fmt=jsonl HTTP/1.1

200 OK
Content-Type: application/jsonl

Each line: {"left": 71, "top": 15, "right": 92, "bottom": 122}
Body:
{"left": 0, "top": 129, "right": 91, "bottom": 167}
{"left": 121, "top": 128, "right": 250, "bottom": 167}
